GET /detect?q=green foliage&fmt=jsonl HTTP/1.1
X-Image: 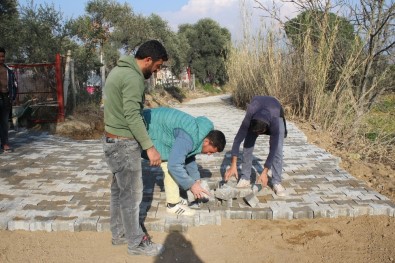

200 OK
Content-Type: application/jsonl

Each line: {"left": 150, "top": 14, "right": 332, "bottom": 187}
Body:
{"left": 284, "top": 10, "right": 358, "bottom": 91}
{"left": 285, "top": 10, "right": 356, "bottom": 51}
{"left": 0, "top": 0, "right": 19, "bottom": 57}
{"left": 163, "top": 85, "right": 186, "bottom": 102}
{"left": 197, "top": 82, "right": 223, "bottom": 94}
{"left": 364, "top": 94, "right": 395, "bottom": 137}
{"left": 0, "top": 0, "right": 17, "bottom": 14}
{"left": 14, "top": 2, "right": 71, "bottom": 63}
{"left": 178, "top": 18, "right": 231, "bottom": 86}
{"left": 2, "top": 0, "right": 231, "bottom": 108}
{"left": 69, "top": 0, "right": 131, "bottom": 61}
{"left": 112, "top": 14, "right": 153, "bottom": 54}
{"left": 146, "top": 14, "right": 186, "bottom": 76}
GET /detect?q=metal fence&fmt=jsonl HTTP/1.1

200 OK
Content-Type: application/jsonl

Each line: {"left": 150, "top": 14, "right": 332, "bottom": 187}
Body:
{"left": 9, "top": 54, "right": 64, "bottom": 124}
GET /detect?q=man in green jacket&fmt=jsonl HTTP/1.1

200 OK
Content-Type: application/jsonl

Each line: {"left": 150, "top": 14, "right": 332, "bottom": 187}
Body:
{"left": 143, "top": 107, "right": 226, "bottom": 216}
{"left": 102, "top": 40, "right": 167, "bottom": 257}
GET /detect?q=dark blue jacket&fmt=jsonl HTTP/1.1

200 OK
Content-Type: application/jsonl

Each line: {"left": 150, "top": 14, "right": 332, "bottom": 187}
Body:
{"left": 3, "top": 65, "right": 17, "bottom": 100}
{"left": 231, "top": 96, "right": 287, "bottom": 169}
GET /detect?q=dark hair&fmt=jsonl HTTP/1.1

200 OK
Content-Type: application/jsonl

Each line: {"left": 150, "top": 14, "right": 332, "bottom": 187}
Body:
{"left": 135, "top": 40, "right": 168, "bottom": 62}
{"left": 206, "top": 130, "right": 226, "bottom": 152}
{"left": 0, "top": 47, "right": 5, "bottom": 53}
{"left": 250, "top": 119, "right": 269, "bottom": 134}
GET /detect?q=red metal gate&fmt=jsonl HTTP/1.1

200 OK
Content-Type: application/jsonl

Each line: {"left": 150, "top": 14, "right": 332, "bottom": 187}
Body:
{"left": 9, "top": 54, "right": 65, "bottom": 123}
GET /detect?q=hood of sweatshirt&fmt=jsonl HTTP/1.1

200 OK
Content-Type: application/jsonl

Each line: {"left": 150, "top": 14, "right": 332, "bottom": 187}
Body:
{"left": 116, "top": 55, "right": 143, "bottom": 77}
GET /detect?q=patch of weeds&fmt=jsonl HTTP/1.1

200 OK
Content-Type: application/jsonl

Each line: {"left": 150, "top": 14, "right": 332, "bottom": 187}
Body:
{"left": 164, "top": 85, "right": 186, "bottom": 102}
{"left": 363, "top": 94, "right": 395, "bottom": 142}
{"left": 201, "top": 83, "right": 223, "bottom": 94}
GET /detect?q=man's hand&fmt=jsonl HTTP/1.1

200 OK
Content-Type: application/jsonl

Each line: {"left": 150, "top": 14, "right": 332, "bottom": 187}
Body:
{"left": 190, "top": 181, "right": 211, "bottom": 199}
{"left": 146, "top": 146, "right": 161, "bottom": 166}
{"left": 224, "top": 156, "right": 238, "bottom": 181}
{"left": 256, "top": 168, "right": 269, "bottom": 186}
{"left": 224, "top": 165, "right": 238, "bottom": 182}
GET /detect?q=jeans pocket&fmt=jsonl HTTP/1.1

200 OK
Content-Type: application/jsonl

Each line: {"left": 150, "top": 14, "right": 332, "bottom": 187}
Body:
{"left": 103, "top": 143, "right": 125, "bottom": 174}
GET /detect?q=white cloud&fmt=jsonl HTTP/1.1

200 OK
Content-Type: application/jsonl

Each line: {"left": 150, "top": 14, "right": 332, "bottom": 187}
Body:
{"left": 179, "top": 0, "right": 237, "bottom": 14}
{"left": 158, "top": 0, "right": 299, "bottom": 42}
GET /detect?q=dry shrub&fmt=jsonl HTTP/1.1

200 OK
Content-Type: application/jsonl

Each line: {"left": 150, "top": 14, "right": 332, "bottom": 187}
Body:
{"left": 227, "top": 3, "right": 394, "bottom": 167}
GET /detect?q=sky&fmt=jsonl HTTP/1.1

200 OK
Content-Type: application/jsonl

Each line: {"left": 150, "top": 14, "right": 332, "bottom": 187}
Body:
{"left": 20, "top": 0, "right": 300, "bottom": 42}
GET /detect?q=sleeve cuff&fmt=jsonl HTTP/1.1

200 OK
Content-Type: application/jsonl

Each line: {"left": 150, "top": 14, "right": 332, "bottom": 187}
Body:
{"left": 140, "top": 139, "right": 154, "bottom": 150}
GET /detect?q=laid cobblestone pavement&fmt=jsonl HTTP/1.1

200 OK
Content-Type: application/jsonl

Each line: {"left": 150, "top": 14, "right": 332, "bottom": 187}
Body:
{"left": 0, "top": 94, "right": 393, "bottom": 233}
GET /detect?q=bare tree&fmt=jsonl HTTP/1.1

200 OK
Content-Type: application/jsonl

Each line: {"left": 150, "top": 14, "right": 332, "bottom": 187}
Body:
{"left": 349, "top": 0, "right": 395, "bottom": 112}
{"left": 253, "top": 0, "right": 394, "bottom": 114}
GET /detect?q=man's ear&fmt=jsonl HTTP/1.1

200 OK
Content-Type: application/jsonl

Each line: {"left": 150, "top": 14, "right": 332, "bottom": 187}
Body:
{"left": 203, "top": 138, "right": 210, "bottom": 146}
{"left": 143, "top": 57, "right": 152, "bottom": 66}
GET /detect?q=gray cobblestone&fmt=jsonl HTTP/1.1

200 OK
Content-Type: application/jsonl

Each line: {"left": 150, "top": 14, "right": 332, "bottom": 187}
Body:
{"left": 0, "top": 94, "right": 393, "bottom": 233}
{"left": 97, "top": 217, "right": 110, "bottom": 232}
{"left": 291, "top": 206, "right": 314, "bottom": 219}
{"left": 8, "top": 220, "right": 30, "bottom": 231}
{"left": 29, "top": 220, "right": 53, "bottom": 232}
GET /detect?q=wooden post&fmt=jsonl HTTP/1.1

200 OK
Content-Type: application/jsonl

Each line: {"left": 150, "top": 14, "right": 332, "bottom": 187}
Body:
{"left": 55, "top": 53, "right": 65, "bottom": 122}
{"left": 70, "top": 58, "right": 76, "bottom": 113}
{"left": 63, "top": 50, "right": 71, "bottom": 107}
{"left": 191, "top": 74, "right": 196, "bottom": 91}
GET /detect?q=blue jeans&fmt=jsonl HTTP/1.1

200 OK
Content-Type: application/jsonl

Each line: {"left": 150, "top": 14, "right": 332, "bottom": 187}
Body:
{"left": 0, "top": 95, "right": 11, "bottom": 146}
{"left": 102, "top": 137, "right": 145, "bottom": 249}
{"left": 241, "top": 118, "right": 285, "bottom": 185}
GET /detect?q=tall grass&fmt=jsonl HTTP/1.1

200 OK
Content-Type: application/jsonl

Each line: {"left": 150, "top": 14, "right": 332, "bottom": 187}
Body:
{"left": 227, "top": 5, "right": 394, "bottom": 166}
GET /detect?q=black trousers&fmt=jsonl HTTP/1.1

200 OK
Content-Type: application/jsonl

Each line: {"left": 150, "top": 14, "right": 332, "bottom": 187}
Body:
{"left": 0, "top": 93, "right": 11, "bottom": 145}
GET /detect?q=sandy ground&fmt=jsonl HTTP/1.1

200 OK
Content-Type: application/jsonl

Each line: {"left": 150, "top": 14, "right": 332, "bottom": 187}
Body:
{"left": 0, "top": 216, "right": 394, "bottom": 263}
{"left": 1, "top": 93, "right": 394, "bottom": 263}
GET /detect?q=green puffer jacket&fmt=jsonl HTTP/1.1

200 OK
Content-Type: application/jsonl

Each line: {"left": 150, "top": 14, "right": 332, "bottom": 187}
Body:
{"left": 143, "top": 107, "right": 213, "bottom": 161}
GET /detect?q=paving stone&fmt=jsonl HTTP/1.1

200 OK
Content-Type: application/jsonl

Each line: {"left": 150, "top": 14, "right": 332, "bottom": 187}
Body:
{"left": 0, "top": 215, "right": 11, "bottom": 230}
{"left": 369, "top": 203, "right": 395, "bottom": 216}
{"left": 29, "top": 220, "right": 53, "bottom": 232}
{"left": 313, "top": 203, "right": 338, "bottom": 218}
{"left": 97, "top": 217, "right": 110, "bottom": 232}
{"left": 224, "top": 208, "right": 253, "bottom": 219}
{"left": 0, "top": 94, "right": 393, "bottom": 233}
{"left": 199, "top": 210, "right": 221, "bottom": 226}
{"left": 292, "top": 206, "right": 314, "bottom": 219}
{"left": 144, "top": 217, "right": 166, "bottom": 232}
{"left": 75, "top": 217, "right": 99, "bottom": 231}
{"left": 349, "top": 204, "right": 374, "bottom": 217}
{"left": 251, "top": 208, "right": 273, "bottom": 219}
{"left": 52, "top": 218, "right": 77, "bottom": 232}
{"left": 8, "top": 220, "right": 30, "bottom": 231}
{"left": 244, "top": 193, "right": 259, "bottom": 208}
{"left": 272, "top": 205, "right": 294, "bottom": 220}
{"left": 164, "top": 218, "right": 189, "bottom": 233}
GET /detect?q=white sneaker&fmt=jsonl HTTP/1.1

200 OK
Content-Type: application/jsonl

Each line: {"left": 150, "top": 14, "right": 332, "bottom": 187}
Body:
{"left": 179, "top": 198, "right": 188, "bottom": 206}
{"left": 236, "top": 178, "right": 251, "bottom": 188}
{"left": 273, "top": 184, "right": 286, "bottom": 197}
{"left": 166, "top": 203, "right": 196, "bottom": 216}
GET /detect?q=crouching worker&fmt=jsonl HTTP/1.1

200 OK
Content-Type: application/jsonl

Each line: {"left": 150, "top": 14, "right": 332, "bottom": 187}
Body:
{"left": 143, "top": 107, "right": 226, "bottom": 216}
{"left": 224, "top": 96, "right": 288, "bottom": 196}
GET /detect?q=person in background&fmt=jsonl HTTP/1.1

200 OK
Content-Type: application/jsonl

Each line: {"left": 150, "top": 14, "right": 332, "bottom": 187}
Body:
{"left": 102, "top": 40, "right": 167, "bottom": 257}
{"left": 143, "top": 107, "right": 226, "bottom": 216}
{"left": 0, "top": 47, "right": 17, "bottom": 153}
{"left": 224, "top": 96, "right": 287, "bottom": 197}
